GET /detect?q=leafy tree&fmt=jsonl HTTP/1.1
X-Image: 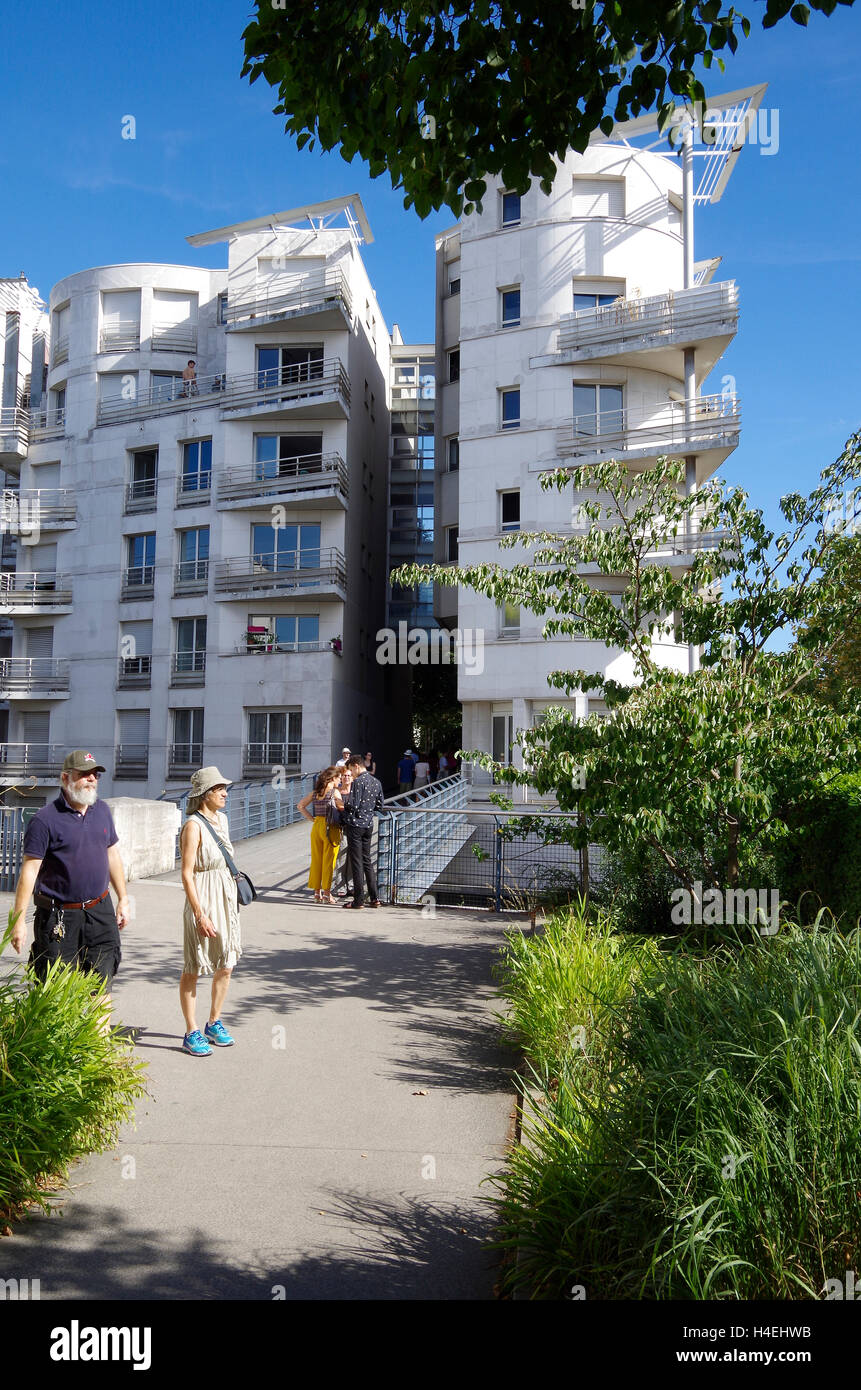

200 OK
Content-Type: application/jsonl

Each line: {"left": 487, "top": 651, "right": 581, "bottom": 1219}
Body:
{"left": 410, "top": 658, "right": 462, "bottom": 753}
{"left": 394, "top": 437, "right": 861, "bottom": 892}
{"left": 795, "top": 529, "right": 861, "bottom": 713}
{"left": 241, "top": 0, "right": 852, "bottom": 216}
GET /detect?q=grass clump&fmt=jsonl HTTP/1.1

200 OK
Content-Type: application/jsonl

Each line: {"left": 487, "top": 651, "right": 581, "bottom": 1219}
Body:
{"left": 0, "top": 938, "right": 147, "bottom": 1218}
{"left": 490, "top": 904, "right": 861, "bottom": 1299}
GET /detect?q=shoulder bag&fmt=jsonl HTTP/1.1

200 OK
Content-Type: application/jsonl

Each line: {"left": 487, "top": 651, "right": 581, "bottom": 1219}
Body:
{"left": 194, "top": 813, "right": 257, "bottom": 907}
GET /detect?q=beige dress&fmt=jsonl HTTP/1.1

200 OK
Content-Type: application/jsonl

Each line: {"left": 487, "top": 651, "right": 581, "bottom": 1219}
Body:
{"left": 182, "top": 811, "right": 242, "bottom": 975}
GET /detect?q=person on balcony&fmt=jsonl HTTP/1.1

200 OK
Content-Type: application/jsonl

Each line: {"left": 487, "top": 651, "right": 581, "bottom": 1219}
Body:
{"left": 297, "top": 767, "right": 344, "bottom": 904}
{"left": 181, "top": 360, "right": 198, "bottom": 397}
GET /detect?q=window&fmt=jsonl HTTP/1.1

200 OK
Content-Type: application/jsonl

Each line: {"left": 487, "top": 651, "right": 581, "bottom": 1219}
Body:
{"left": 178, "top": 527, "right": 209, "bottom": 583}
{"left": 172, "top": 709, "right": 204, "bottom": 766}
{"left": 254, "top": 434, "right": 322, "bottom": 479}
{"left": 129, "top": 449, "right": 157, "bottom": 503}
{"left": 151, "top": 372, "right": 182, "bottom": 403}
{"left": 448, "top": 350, "right": 460, "bottom": 383}
{"left": 448, "top": 277, "right": 461, "bottom": 296}
{"left": 119, "top": 621, "right": 152, "bottom": 683}
{"left": 101, "top": 290, "right": 141, "bottom": 351}
{"left": 257, "top": 345, "right": 323, "bottom": 389}
{"left": 500, "top": 491, "right": 520, "bottom": 533}
{"left": 574, "top": 292, "right": 621, "bottom": 311}
{"left": 116, "top": 710, "right": 149, "bottom": 775}
{"left": 181, "top": 439, "right": 212, "bottom": 494}
{"left": 501, "top": 388, "right": 520, "bottom": 430}
{"left": 501, "top": 191, "right": 521, "bottom": 226}
{"left": 151, "top": 290, "right": 198, "bottom": 352}
{"left": 217, "top": 292, "right": 228, "bottom": 325}
{"left": 446, "top": 526, "right": 459, "bottom": 562}
{"left": 500, "top": 287, "right": 521, "bottom": 327}
{"left": 447, "top": 437, "right": 459, "bottom": 472}
{"left": 573, "top": 383, "right": 624, "bottom": 437}
{"left": 247, "top": 709, "right": 302, "bottom": 768}
{"left": 572, "top": 177, "right": 624, "bottom": 219}
{"left": 499, "top": 601, "right": 520, "bottom": 636}
{"left": 175, "top": 616, "right": 207, "bottom": 674}
{"left": 251, "top": 522, "right": 320, "bottom": 572}
{"left": 127, "top": 533, "right": 155, "bottom": 586}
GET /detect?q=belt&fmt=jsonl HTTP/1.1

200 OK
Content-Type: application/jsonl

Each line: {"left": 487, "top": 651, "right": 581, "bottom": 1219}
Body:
{"left": 34, "top": 888, "right": 111, "bottom": 912}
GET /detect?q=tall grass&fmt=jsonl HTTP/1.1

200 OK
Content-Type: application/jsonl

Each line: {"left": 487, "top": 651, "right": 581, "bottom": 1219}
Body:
{"left": 0, "top": 940, "right": 148, "bottom": 1216}
{"left": 490, "top": 907, "right": 861, "bottom": 1299}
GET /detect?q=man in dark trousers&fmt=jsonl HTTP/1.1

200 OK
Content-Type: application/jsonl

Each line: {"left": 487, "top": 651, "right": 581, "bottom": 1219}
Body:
{"left": 341, "top": 755, "right": 384, "bottom": 909}
{"left": 8, "top": 749, "right": 131, "bottom": 1029}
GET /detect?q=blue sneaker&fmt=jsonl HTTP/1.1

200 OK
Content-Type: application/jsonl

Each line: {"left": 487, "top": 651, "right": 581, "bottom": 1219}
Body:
{"left": 204, "top": 1019, "right": 235, "bottom": 1047}
{"left": 182, "top": 1029, "right": 212, "bottom": 1056}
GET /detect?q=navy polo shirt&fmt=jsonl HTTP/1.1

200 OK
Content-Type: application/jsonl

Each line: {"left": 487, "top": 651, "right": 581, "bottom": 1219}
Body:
{"left": 23, "top": 794, "right": 119, "bottom": 903}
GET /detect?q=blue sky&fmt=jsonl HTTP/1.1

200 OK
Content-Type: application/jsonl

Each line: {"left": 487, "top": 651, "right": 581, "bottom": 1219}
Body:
{"left": 2, "top": 0, "right": 859, "bottom": 537}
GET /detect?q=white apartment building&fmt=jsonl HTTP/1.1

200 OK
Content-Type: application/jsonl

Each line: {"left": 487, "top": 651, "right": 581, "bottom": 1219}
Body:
{"left": 4, "top": 197, "right": 403, "bottom": 803}
{"left": 435, "top": 98, "right": 757, "bottom": 791}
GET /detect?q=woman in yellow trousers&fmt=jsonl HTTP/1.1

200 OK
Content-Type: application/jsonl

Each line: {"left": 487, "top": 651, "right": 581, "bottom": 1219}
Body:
{"left": 297, "top": 767, "right": 344, "bottom": 904}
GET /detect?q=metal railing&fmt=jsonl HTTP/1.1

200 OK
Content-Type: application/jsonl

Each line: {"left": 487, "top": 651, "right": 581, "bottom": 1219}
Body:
{"left": 171, "top": 651, "right": 206, "bottom": 680}
{"left": 121, "top": 564, "right": 155, "bottom": 597}
{"left": 151, "top": 322, "right": 197, "bottom": 352}
{"left": 168, "top": 742, "right": 203, "bottom": 772}
{"left": 232, "top": 639, "right": 324, "bottom": 655}
{"left": 0, "top": 806, "right": 28, "bottom": 891}
{"left": 557, "top": 394, "right": 740, "bottom": 459}
{"left": 96, "top": 359, "right": 350, "bottom": 426}
{"left": 114, "top": 743, "right": 148, "bottom": 777}
{"left": 175, "top": 558, "right": 209, "bottom": 587}
{"left": 176, "top": 473, "right": 212, "bottom": 503}
{"left": 242, "top": 742, "right": 301, "bottom": 774}
{"left": 558, "top": 280, "right": 738, "bottom": 354}
{"left": 52, "top": 334, "right": 70, "bottom": 366}
{"left": 100, "top": 321, "right": 141, "bottom": 352}
{"left": 0, "top": 572, "right": 72, "bottom": 608}
{"left": 0, "top": 658, "right": 70, "bottom": 692}
{"left": 117, "top": 655, "right": 152, "bottom": 687}
{"left": 377, "top": 794, "right": 600, "bottom": 909}
{"left": 161, "top": 773, "right": 315, "bottom": 851}
{"left": 125, "top": 477, "right": 158, "bottom": 510}
{"left": 27, "top": 406, "right": 65, "bottom": 440}
{"left": 217, "top": 452, "right": 348, "bottom": 504}
{"left": 2, "top": 488, "right": 76, "bottom": 527}
{"left": 0, "top": 743, "right": 69, "bottom": 777}
{"left": 224, "top": 267, "right": 352, "bottom": 328}
{"left": 214, "top": 548, "right": 346, "bottom": 596}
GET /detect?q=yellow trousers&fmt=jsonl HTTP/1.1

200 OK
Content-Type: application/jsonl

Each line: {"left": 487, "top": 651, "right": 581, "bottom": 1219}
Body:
{"left": 308, "top": 815, "right": 340, "bottom": 891}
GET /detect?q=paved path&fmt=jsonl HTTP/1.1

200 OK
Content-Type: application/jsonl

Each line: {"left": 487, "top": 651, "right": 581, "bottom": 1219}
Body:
{"left": 0, "top": 822, "right": 516, "bottom": 1300}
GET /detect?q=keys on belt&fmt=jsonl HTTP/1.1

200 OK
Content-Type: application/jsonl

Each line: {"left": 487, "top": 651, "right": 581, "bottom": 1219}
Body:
{"left": 34, "top": 888, "right": 110, "bottom": 939}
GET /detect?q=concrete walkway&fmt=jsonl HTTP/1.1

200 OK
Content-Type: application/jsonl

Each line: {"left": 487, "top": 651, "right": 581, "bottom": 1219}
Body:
{"left": 0, "top": 821, "right": 517, "bottom": 1300}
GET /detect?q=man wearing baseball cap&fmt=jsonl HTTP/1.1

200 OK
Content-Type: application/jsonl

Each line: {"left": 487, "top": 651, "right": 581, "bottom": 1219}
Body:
{"left": 8, "top": 750, "right": 130, "bottom": 1028}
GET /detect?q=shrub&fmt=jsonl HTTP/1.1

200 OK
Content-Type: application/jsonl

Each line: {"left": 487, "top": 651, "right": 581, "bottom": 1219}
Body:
{"left": 775, "top": 772, "right": 861, "bottom": 927}
{"left": 0, "top": 950, "right": 148, "bottom": 1217}
{"left": 489, "top": 911, "right": 861, "bottom": 1299}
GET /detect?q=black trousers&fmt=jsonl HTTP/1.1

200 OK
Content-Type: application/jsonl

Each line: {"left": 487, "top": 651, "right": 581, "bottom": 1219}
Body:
{"left": 346, "top": 825, "right": 378, "bottom": 904}
{"left": 29, "top": 896, "right": 121, "bottom": 987}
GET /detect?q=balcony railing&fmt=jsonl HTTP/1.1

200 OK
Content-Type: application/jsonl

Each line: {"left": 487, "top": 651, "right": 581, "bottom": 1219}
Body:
{"left": 27, "top": 407, "right": 65, "bottom": 440}
{"left": 2, "top": 488, "right": 77, "bottom": 529}
{"left": 214, "top": 548, "right": 346, "bottom": 596}
{"left": 114, "top": 743, "right": 148, "bottom": 778}
{"left": 216, "top": 452, "right": 348, "bottom": 504}
{"left": 151, "top": 321, "right": 198, "bottom": 352}
{"left": 0, "top": 658, "right": 70, "bottom": 692}
{"left": 0, "top": 743, "right": 69, "bottom": 777}
{"left": 121, "top": 564, "right": 155, "bottom": 599}
{"left": 125, "top": 477, "right": 158, "bottom": 511}
{"left": 52, "top": 334, "right": 69, "bottom": 366}
{"left": 175, "top": 558, "right": 209, "bottom": 589}
{"left": 557, "top": 394, "right": 741, "bottom": 460}
{"left": 100, "top": 321, "right": 141, "bottom": 352}
{"left": 224, "top": 268, "right": 352, "bottom": 328}
{"left": 96, "top": 360, "right": 350, "bottom": 426}
{"left": 0, "top": 572, "right": 72, "bottom": 608}
{"left": 243, "top": 742, "right": 301, "bottom": 774}
{"left": 558, "top": 281, "right": 738, "bottom": 355}
{"left": 169, "top": 741, "right": 203, "bottom": 771}
{"left": 171, "top": 651, "right": 206, "bottom": 683}
{"left": 117, "top": 655, "right": 152, "bottom": 688}
{"left": 176, "top": 473, "right": 212, "bottom": 505}
{"left": 234, "top": 639, "right": 324, "bottom": 655}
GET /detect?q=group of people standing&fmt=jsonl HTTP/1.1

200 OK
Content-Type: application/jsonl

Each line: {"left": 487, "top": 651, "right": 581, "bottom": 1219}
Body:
{"left": 298, "top": 750, "right": 384, "bottom": 909}
{"left": 396, "top": 748, "right": 458, "bottom": 794}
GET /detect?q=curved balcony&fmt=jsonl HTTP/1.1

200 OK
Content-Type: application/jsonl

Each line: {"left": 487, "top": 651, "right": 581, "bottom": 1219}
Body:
{"left": 216, "top": 452, "right": 348, "bottom": 512}
{"left": 0, "top": 407, "right": 29, "bottom": 467}
{"left": 96, "top": 360, "right": 350, "bottom": 427}
{"left": 554, "top": 281, "right": 738, "bottom": 379}
{"left": 224, "top": 268, "right": 352, "bottom": 332}
{"left": 556, "top": 394, "right": 740, "bottom": 478}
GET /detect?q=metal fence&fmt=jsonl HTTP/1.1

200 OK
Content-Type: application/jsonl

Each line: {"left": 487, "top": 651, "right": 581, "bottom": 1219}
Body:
{"left": 161, "top": 774, "right": 315, "bottom": 855}
{"left": 0, "top": 807, "right": 30, "bottom": 891}
{"left": 376, "top": 795, "right": 607, "bottom": 910}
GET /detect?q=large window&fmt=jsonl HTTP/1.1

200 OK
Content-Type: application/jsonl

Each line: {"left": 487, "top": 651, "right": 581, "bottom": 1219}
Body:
{"left": 172, "top": 709, "right": 203, "bottom": 766}
{"left": 251, "top": 522, "right": 321, "bottom": 571}
{"left": 246, "top": 613, "right": 319, "bottom": 653}
{"left": 257, "top": 345, "right": 323, "bottom": 389}
{"left": 254, "top": 434, "right": 323, "bottom": 479}
{"left": 181, "top": 439, "right": 212, "bottom": 494}
{"left": 247, "top": 710, "right": 302, "bottom": 767}
{"left": 129, "top": 449, "right": 158, "bottom": 503}
{"left": 127, "top": 533, "right": 155, "bottom": 586}
{"left": 178, "top": 527, "right": 209, "bottom": 583}
{"left": 175, "top": 617, "right": 206, "bottom": 674}
{"left": 151, "top": 372, "right": 182, "bottom": 403}
{"left": 573, "top": 383, "right": 624, "bottom": 437}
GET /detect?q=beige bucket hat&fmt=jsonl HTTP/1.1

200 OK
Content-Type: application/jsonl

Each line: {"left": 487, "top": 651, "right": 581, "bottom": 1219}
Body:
{"left": 187, "top": 765, "right": 232, "bottom": 812}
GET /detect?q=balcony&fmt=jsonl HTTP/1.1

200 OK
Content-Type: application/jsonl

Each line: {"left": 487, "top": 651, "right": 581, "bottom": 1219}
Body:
{"left": 96, "top": 361, "right": 350, "bottom": 427}
{"left": 216, "top": 452, "right": 348, "bottom": 512}
{"left": 0, "top": 743, "right": 69, "bottom": 781}
{"left": 0, "top": 573, "right": 73, "bottom": 613}
{"left": 242, "top": 742, "right": 301, "bottom": 777}
{"left": 0, "top": 658, "right": 70, "bottom": 698}
{"left": 117, "top": 655, "right": 152, "bottom": 689}
{"left": 2, "top": 488, "right": 77, "bottom": 533}
{"left": 27, "top": 406, "right": 66, "bottom": 442}
{"left": 232, "top": 637, "right": 326, "bottom": 656}
{"left": 214, "top": 549, "right": 346, "bottom": 602}
{"left": 114, "top": 743, "right": 148, "bottom": 779}
{"left": 0, "top": 407, "right": 29, "bottom": 466}
{"left": 52, "top": 335, "right": 69, "bottom": 367}
{"left": 151, "top": 321, "right": 198, "bottom": 353}
{"left": 174, "top": 558, "right": 209, "bottom": 595}
{"left": 176, "top": 474, "right": 212, "bottom": 508}
{"left": 121, "top": 564, "right": 155, "bottom": 601}
{"left": 170, "top": 651, "right": 206, "bottom": 686}
{"left": 224, "top": 268, "right": 352, "bottom": 332}
{"left": 125, "top": 478, "right": 158, "bottom": 514}
{"left": 556, "top": 394, "right": 740, "bottom": 475}
{"left": 554, "top": 281, "right": 738, "bottom": 378}
{"left": 169, "top": 742, "right": 203, "bottom": 775}
{"left": 100, "top": 321, "right": 141, "bottom": 353}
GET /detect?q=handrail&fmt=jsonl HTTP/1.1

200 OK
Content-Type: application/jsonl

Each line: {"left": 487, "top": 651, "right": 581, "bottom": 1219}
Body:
{"left": 225, "top": 267, "right": 352, "bottom": 326}
{"left": 558, "top": 394, "right": 740, "bottom": 457}
{"left": 558, "top": 280, "right": 738, "bottom": 352}
{"left": 96, "top": 358, "right": 350, "bottom": 425}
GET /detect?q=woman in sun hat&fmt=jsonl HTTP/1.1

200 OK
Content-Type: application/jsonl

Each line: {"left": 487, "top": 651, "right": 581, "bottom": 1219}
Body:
{"left": 178, "top": 767, "right": 242, "bottom": 1056}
